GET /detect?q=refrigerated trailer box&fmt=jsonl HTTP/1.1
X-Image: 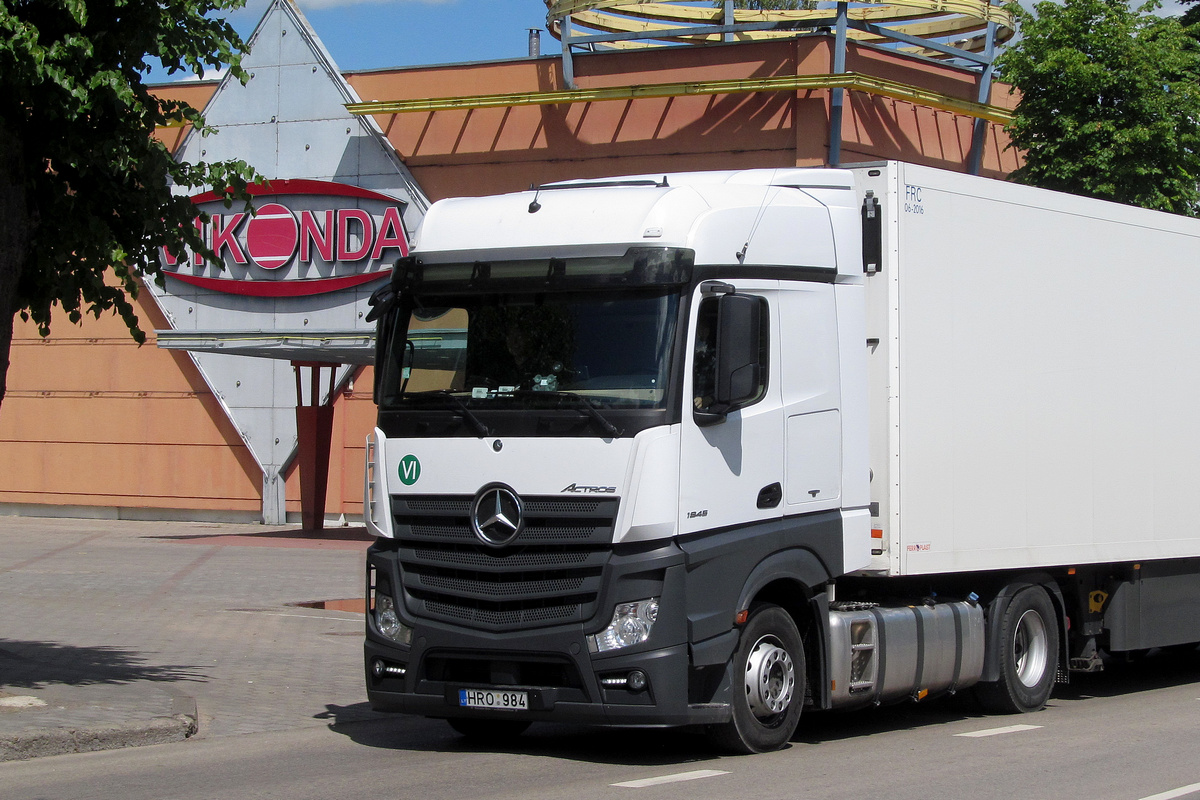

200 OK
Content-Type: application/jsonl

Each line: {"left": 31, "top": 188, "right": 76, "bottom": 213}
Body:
{"left": 362, "top": 162, "right": 1200, "bottom": 753}
{"left": 859, "top": 164, "right": 1200, "bottom": 577}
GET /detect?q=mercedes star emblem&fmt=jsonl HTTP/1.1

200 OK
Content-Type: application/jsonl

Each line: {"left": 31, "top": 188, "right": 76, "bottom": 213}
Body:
{"left": 470, "top": 484, "right": 524, "bottom": 547}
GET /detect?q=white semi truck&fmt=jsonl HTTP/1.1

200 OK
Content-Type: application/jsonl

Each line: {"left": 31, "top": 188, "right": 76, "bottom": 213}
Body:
{"left": 361, "top": 162, "right": 1200, "bottom": 753}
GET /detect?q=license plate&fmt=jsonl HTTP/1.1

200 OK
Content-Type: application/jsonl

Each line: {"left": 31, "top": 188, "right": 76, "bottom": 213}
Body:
{"left": 458, "top": 689, "right": 528, "bottom": 711}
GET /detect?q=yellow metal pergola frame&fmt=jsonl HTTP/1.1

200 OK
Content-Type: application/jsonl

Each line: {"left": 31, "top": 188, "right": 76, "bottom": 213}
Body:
{"left": 345, "top": 70, "right": 1011, "bottom": 125}
{"left": 543, "top": 0, "right": 1013, "bottom": 57}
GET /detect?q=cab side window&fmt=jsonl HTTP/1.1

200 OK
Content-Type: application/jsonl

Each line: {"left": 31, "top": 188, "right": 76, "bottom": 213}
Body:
{"left": 693, "top": 298, "right": 719, "bottom": 411}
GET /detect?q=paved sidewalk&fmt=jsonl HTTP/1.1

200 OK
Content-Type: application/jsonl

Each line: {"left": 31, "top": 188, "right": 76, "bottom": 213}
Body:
{"left": 0, "top": 516, "right": 384, "bottom": 761}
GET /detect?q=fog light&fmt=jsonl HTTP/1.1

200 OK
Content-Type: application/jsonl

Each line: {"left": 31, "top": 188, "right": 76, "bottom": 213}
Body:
{"left": 588, "top": 598, "right": 659, "bottom": 653}
{"left": 626, "top": 670, "right": 648, "bottom": 692}
{"left": 371, "top": 659, "right": 407, "bottom": 679}
{"left": 375, "top": 594, "right": 412, "bottom": 645}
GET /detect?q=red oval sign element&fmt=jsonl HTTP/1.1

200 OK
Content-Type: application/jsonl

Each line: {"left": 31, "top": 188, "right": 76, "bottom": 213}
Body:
{"left": 245, "top": 202, "right": 299, "bottom": 270}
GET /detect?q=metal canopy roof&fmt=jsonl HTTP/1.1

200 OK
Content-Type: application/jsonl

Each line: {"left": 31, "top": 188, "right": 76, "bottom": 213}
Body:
{"left": 155, "top": 330, "right": 376, "bottom": 365}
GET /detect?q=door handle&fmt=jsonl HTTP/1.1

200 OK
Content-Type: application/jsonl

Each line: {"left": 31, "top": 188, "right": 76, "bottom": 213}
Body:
{"left": 757, "top": 482, "right": 782, "bottom": 509}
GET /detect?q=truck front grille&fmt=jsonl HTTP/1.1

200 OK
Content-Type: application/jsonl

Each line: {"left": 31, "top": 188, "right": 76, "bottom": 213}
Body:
{"left": 391, "top": 494, "right": 617, "bottom": 632}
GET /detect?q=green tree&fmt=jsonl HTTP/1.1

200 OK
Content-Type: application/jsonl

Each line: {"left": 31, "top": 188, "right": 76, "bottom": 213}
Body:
{"left": 998, "top": 0, "right": 1200, "bottom": 215}
{"left": 0, "top": 0, "right": 260, "bottom": 412}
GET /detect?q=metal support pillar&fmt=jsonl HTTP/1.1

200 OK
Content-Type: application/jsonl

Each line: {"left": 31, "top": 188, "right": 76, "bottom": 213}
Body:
{"left": 723, "top": 1, "right": 734, "bottom": 43}
{"left": 262, "top": 468, "right": 286, "bottom": 525}
{"left": 293, "top": 361, "right": 338, "bottom": 531}
{"left": 828, "top": 3, "right": 849, "bottom": 167}
{"left": 561, "top": 14, "right": 576, "bottom": 89}
{"left": 968, "top": 17, "right": 999, "bottom": 175}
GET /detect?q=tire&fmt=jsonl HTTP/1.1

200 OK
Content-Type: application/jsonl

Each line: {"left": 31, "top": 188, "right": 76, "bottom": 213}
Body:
{"left": 447, "top": 718, "right": 531, "bottom": 741}
{"left": 975, "top": 584, "right": 1060, "bottom": 714}
{"left": 709, "top": 604, "right": 805, "bottom": 754}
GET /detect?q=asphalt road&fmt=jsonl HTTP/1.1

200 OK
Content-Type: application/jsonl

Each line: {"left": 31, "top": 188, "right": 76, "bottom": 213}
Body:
{"left": 3, "top": 648, "right": 1199, "bottom": 800}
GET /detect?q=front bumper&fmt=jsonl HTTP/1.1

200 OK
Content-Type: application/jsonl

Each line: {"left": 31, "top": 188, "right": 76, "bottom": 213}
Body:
{"left": 365, "top": 540, "right": 734, "bottom": 727}
{"left": 365, "top": 630, "right": 730, "bottom": 727}
{"left": 366, "top": 641, "right": 729, "bottom": 726}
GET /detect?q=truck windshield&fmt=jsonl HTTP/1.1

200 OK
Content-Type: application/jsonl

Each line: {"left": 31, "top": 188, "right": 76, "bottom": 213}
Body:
{"left": 377, "top": 289, "right": 680, "bottom": 415}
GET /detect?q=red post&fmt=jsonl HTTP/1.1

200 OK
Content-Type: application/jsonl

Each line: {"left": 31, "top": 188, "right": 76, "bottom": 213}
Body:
{"left": 293, "top": 361, "right": 338, "bottom": 532}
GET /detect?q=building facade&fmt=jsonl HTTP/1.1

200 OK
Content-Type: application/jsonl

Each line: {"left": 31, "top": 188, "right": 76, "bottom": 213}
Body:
{"left": 0, "top": 0, "right": 1021, "bottom": 525}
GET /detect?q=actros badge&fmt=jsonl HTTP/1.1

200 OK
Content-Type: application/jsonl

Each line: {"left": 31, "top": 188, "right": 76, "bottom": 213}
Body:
{"left": 561, "top": 483, "right": 616, "bottom": 494}
{"left": 470, "top": 483, "right": 524, "bottom": 547}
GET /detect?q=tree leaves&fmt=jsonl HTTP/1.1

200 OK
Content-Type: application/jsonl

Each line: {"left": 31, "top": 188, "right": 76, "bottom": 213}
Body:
{"left": 0, "top": 0, "right": 261, "bottom": 342}
{"left": 0, "top": 0, "right": 264, "bottom": 409}
{"left": 999, "top": 0, "right": 1200, "bottom": 216}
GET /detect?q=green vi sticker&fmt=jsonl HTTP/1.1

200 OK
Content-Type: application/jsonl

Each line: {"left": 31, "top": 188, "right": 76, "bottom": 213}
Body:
{"left": 398, "top": 455, "right": 422, "bottom": 486}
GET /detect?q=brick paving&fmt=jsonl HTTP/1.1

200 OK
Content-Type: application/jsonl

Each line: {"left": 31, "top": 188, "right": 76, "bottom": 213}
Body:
{"left": 0, "top": 516, "right": 386, "bottom": 757}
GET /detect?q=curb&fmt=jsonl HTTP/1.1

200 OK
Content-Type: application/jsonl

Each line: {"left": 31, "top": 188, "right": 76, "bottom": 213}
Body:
{"left": 0, "top": 694, "right": 198, "bottom": 763}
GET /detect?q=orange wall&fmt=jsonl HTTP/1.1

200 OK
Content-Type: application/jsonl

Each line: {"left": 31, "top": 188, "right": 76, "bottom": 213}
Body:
{"left": 0, "top": 293, "right": 263, "bottom": 516}
{"left": 1, "top": 295, "right": 376, "bottom": 521}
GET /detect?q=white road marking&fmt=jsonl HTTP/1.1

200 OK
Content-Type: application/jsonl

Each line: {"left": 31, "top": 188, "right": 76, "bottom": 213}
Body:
{"left": 612, "top": 770, "right": 730, "bottom": 788}
{"left": 1139, "top": 783, "right": 1200, "bottom": 800}
{"left": 955, "top": 724, "right": 1043, "bottom": 738}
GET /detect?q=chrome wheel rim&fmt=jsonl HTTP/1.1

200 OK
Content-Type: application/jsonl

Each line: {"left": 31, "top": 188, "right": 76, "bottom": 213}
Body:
{"left": 1014, "top": 608, "right": 1049, "bottom": 688}
{"left": 744, "top": 635, "right": 795, "bottom": 719}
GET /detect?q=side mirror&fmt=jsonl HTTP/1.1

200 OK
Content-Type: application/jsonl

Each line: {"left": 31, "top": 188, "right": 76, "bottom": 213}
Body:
{"left": 365, "top": 283, "right": 397, "bottom": 323}
{"left": 693, "top": 291, "right": 767, "bottom": 426}
{"left": 371, "top": 295, "right": 404, "bottom": 405}
{"left": 715, "top": 293, "right": 763, "bottom": 407}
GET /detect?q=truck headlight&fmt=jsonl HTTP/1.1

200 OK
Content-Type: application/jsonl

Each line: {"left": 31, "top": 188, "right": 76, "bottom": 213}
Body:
{"left": 375, "top": 594, "right": 412, "bottom": 645}
{"left": 589, "top": 598, "right": 659, "bottom": 653}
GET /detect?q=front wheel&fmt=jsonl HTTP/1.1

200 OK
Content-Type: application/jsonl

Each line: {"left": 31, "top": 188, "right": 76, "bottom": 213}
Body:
{"left": 709, "top": 604, "right": 805, "bottom": 754}
{"left": 975, "top": 584, "right": 1059, "bottom": 713}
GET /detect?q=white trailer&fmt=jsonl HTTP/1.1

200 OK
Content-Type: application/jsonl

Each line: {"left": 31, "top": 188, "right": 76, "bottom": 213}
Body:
{"left": 362, "top": 162, "right": 1200, "bottom": 753}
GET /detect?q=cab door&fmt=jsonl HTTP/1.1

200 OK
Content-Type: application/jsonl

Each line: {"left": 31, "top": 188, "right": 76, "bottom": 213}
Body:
{"left": 678, "top": 280, "right": 784, "bottom": 535}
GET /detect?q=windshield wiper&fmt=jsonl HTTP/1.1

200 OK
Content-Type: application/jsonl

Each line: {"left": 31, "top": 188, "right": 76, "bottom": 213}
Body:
{"left": 406, "top": 390, "right": 491, "bottom": 438}
{"left": 516, "top": 390, "right": 623, "bottom": 438}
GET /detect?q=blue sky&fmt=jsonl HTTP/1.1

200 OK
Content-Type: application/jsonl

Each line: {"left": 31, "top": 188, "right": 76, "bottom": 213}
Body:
{"left": 224, "top": 0, "right": 549, "bottom": 74}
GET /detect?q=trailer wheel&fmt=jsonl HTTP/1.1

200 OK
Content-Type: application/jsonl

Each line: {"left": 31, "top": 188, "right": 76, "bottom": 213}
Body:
{"left": 976, "top": 584, "right": 1059, "bottom": 714}
{"left": 447, "top": 718, "right": 531, "bottom": 741}
{"left": 709, "top": 604, "right": 805, "bottom": 754}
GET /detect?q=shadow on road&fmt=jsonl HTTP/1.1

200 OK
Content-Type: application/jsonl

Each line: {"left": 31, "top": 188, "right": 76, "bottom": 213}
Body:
{"left": 793, "top": 694, "right": 982, "bottom": 743}
{"left": 1055, "top": 645, "right": 1200, "bottom": 701}
{"left": 316, "top": 697, "right": 977, "bottom": 765}
{"left": 144, "top": 527, "right": 373, "bottom": 544}
{"left": 0, "top": 639, "right": 207, "bottom": 688}
{"left": 318, "top": 700, "right": 724, "bottom": 764}
{"left": 321, "top": 708, "right": 721, "bottom": 766}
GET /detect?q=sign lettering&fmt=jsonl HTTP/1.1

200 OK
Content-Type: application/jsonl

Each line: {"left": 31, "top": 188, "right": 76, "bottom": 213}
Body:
{"left": 161, "top": 179, "right": 408, "bottom": 297}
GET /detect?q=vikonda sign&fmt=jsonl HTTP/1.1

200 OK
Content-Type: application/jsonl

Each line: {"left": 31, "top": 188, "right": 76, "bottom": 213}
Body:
{"left": 161, "top": 179, "right": 408, "bottom": 297}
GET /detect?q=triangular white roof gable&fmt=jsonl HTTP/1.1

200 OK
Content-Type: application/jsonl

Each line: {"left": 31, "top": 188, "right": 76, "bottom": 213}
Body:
{"left": 147, "top": 0, "right": 428, "bottom": 523}
{"left": 177, "top": 0, "right": 427, "bottom": 197}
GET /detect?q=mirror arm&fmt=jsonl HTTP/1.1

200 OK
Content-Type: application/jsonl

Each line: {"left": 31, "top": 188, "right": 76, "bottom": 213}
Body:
{"left": 693, "top": 409, "right": 727, "bottom": 427}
